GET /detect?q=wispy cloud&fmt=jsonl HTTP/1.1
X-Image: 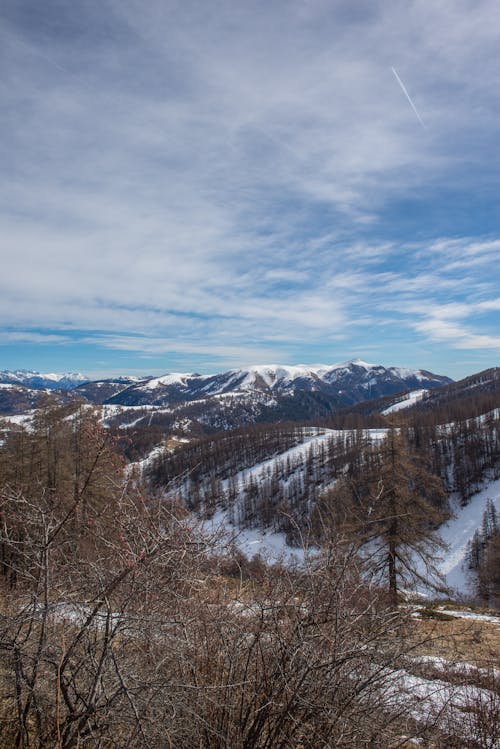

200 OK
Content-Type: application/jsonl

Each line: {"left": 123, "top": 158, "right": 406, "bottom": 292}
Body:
{"left": 0, "top": 332, "right": 70, "bottom": 345}
{"left": 1, "top": 1, "right": 500, "bottom": 377}
{"left": 413, "top": 319, "right": 500, "bottom": 350}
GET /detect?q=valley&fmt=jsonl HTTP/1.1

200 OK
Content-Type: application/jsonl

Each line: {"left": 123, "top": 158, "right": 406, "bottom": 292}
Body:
{"left": 0, "top": 360, "right": 499, "bottom": 747}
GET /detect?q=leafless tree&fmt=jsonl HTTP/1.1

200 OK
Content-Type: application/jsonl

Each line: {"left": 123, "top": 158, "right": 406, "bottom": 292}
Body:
{"left": 1, "top": 408, "right": 497, "bottom": 748}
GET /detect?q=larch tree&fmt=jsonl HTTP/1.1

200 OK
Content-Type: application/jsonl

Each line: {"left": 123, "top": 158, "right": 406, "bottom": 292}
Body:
{"left": 371, "top": 429, "right": 448, "bottom": 604}
{"left": 320, "top": 428, "right": 448, "bottom": 606}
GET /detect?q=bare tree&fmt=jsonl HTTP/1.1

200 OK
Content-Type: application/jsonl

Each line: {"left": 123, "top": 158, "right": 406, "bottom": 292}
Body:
{"left": 2, "top": 409, "right": 496, "bottom": 748}
{"left": 316, "top": 428, "right": 448, "bottom": 605}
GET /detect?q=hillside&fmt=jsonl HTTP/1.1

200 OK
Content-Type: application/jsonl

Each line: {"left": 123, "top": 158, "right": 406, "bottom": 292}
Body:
{"left": 1, "top": 363, "right": 499, "bottom": 603}
{"left": 0, "top": 386, "right": 498, "bottom": 749}
{"left": 142, "top": 395, "right": 500, "bottom": 601}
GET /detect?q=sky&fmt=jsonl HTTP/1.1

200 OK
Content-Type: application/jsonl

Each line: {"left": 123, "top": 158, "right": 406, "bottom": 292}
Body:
{"left": 1, "top": 0, "right": 500, "bottom": 380}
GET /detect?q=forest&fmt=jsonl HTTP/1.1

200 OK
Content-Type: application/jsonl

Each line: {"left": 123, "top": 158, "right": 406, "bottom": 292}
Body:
{"left": 146, "top": 403, "right": 500, "bottom": 604}
{"left": 0, "top": 398, "right": 499, "bottom": 748}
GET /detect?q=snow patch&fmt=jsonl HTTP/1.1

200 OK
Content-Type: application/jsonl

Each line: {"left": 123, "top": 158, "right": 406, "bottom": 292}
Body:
{"left": 142, "top": 373, "right": 193, "bottom": 389}
{"left": 203, "top": 509, "right": 310, "bottom": 565}
{"left": 439, "top": 479, "right": 500, "bottom": 593}
{"left": 382, "top": 390, "right": 428, "bottom": 414}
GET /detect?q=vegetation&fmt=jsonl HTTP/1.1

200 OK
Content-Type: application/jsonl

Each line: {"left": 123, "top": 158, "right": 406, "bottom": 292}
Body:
{"left": 467, "top": 499, "right": 500, "bottom": 607}
{"left": 316, "top": 428, "right": 448, "bottom": 604}
{"left": 0, "top": 404, "right": 498, "bottom": 747}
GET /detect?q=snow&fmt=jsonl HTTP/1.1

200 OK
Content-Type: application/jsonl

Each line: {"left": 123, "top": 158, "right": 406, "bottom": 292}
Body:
{"left": 126, "top": 444, "right": 168, "bottom": 477}
{"left": 389, "top": 668, "right": 499, "bottom": 744}
{"left": 434, "top": 478, "right": 500, "bottom": 594}
{"left": 0, "top": 412, "right": 35, "bottom": 426}
{"left": 349, "top": 358, "right": 376, "bottom": 369}
{"left": 410, "top": 654, "right": 500, "bottom": 678}
{"left": 133, "top": 359, "right": 431, "bottom": 397}
{"left": 215, "top": 426, "right": 495, "bottom": 597}
{"left": 237, "top": 364, "right": 322, "bottom": 390}
{"left": 203, "top": 509, "right": 310, "bottom": 565}
{"left": 142, "top": 373, "right": 193, "bottom": 389}
{"left": 231, "top": 429, "right": 336, "bottom": 487}
{"left": 223, "top": 427, "right": 387, "bottom": 494}
{"left": 434, "top": 608, "right": 500, "bottom": 626}
{"left": 382, "top": 389, "right": 428, "bottom": 414}
{"left": 101, "top": 404, "right": 171, "bottom": 417}
{"left": 388, "top": 367, "right": 431, "bottom": 382}
{"left": 0, "top": 370, "right": 88, "bottom": 387}
{"left": 200, "top": 371, "right": 246, "bottom": 395}
{"left": 193, "top": 427, "right": 389, "bottom": 564}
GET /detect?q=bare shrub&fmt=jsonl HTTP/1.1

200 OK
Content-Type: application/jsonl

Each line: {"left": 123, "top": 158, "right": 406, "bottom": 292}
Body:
{"left": 2, "top": 408, "right": 497, "bottom": 748}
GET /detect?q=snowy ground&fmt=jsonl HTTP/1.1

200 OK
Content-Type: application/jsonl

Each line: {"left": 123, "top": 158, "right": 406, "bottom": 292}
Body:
{"left": 387, "top": 667, "right": 499, "bottom": 746}
{"left": 213, "top": 431, "right": 500, "bottom": 596}
{"left": 222, "top": 426, "right": 387, "bottom": 491}
{"left": 433, "top": 477, "right": 500, "bottom": 595}
{"left": 214, "top": 473, "right": 500, "bottom": 596}
{"left": 382, "top": 389, "right": 428, "bottom": 414}
{"left": 204, "top": 508, "right": 311, "bottom": 565}
{"left": 132, "top": 425, "right": 499, "bottom": 597}
{"left": 0, "top": 411, "right": 35, "bottom": 427}
{"left": 198, "top": 427, "right": 388, "bottom": 565}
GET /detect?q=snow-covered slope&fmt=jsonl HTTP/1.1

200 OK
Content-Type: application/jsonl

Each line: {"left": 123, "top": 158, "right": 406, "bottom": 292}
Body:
{"left": 435, "top": 477, "right": 500, "bottom": 595}
{"left": 216, "top": 472, "right": 500, "bottom": 596}
{"left": 142, "top": 408, "right": 499, "bottom": 596}
{"left": 382, "top": 389, "right": 428, "bottom": 414}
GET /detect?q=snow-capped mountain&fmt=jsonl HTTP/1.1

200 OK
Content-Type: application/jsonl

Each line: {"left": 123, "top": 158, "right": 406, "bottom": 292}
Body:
{"left": 0, "top": 369, "right": 89, "bottom": 390}
{"left": 0, "top": 360, "right": 453, "bottom": 428}
{"left": 103, "top": 359, "right": 451, "bottom": 408}
{"left": 72, "top": 376, "right": 146, "bottom": 404}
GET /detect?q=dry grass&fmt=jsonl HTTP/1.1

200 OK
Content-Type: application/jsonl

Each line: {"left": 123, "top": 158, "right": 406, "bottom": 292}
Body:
{"left": 409, "top": 613, "right": 500, "bottom": 668}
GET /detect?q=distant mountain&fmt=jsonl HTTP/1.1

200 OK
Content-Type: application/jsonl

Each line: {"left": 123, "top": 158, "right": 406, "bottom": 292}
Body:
{"left": 73, "top": 377, "right": 146, "bottom": 404}
{"left": 0, "top": 383, "right": 83, "bottom": 416}
{"left": 0, "top": 361, "right": 453, "bottom": 429}
{"left": 103, "top": 360, "right": 452, "bottom": 408}
{"left": 0, "top": 369, "right": 89, "bottom": 390}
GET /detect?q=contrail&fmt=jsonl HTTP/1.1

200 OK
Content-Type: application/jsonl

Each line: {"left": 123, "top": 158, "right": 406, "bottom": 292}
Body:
{"left": 391, "top": 67, "right": 426, "bottom": 130}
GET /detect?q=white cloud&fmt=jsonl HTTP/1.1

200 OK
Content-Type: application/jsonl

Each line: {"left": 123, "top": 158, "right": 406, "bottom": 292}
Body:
{"left": 0, "top": 332, "right": 70, "bottom": 345}
{"left": 1, "top": 0, "right": 500, "bottom": 370}
{"left": 413, "top": 319, "right": 500, "bottom": 351}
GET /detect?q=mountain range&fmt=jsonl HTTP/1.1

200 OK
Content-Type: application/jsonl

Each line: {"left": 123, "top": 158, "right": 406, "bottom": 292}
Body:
{"left": 0, "top": 369, "right": 90, "bottom": 390}
{"left": 95, "top": 360, "right": 451, "bottom": 406}
{"left": 0, "top": 360, "right": 453, "bottom": 430}
{"left": 0, "top": 360, "right": 451, "bottom": 401}
{"left": 1, "top": 360, "right": 450, "bottom": 400}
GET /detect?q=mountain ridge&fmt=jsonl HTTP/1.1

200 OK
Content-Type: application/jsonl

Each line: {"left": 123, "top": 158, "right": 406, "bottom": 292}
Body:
{"left": 100, "top": 360, "right": 451, "bottom": 408}
{"left": 0, "top": 361, "right": 453, "bottom": 423}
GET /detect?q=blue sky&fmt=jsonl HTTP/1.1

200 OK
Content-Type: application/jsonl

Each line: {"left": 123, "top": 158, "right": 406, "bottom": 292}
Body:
{"left": 1, "top": 0, "right": 499, "bottom": 380}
